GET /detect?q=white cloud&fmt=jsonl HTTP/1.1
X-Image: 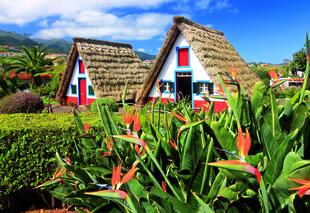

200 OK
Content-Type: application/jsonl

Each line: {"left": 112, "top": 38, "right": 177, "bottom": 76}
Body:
{"left": 33, "top": 12, "right": 173, "bottom": 40}
{"left": 137, "top": 48, "right": 146, "bottom": 52}
{"left": 0, "top": 0, "right": 172, "bottom": 25}
{"left": 195, "top": 0, "right": 230, "bottom": 11}
{"left": 38, "top": 19, "right": 49, "bottom": 27}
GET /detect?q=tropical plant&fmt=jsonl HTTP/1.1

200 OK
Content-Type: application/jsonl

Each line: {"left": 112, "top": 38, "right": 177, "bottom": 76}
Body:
{"left": 0, "top": 62, "right": 24, "bottom": 98}
{"left": 91, "top": 98, "right": 119, "bottom": 113}
{"left": 38, "top": 35, "right": 310, "bottom": 212}
{"left": 9, "top": 46, "right": 53, "bottom": 85}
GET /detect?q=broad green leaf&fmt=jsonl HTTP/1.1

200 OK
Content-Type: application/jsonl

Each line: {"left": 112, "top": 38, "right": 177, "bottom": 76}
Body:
{"left": 291, "top": 103, "right": 308, "bottom": 131}
{"left": 126, "top": 178, "right": 147, "bottom": 201}
{"left": 192, "top": 192, "right": 213, "bottom": 213}
{"left": 85, "top": 189, "right": 127, "bottom": 199}
{"left": 251, "top": 82, "right": 266, "bottom": 114}
{"left": 210, "top": 120, "right": 235, "bottom": 153}
{"left": 149, "top": 188, "right": 195, "bottom": 213}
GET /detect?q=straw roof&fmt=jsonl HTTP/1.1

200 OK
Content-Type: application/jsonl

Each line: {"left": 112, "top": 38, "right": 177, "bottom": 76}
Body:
{"left": 136, "top": 16, "right": 260, "bottom": 104}
{"left": 56, "top": 38, "right": 149, "bottom": 103}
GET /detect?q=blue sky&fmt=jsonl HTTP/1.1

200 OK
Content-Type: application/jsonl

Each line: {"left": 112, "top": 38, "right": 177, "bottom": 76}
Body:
{"left": 0, "top": 0, "right": 309, "bottom": 64}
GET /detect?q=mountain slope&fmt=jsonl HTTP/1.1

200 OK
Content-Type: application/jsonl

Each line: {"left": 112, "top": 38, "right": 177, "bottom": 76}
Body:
{"left": 134, "top": 50, "right": 156, "bottom": 61}
{"left": 0, "top": 30, "right": 38, "bottom": 47}
{"left": 35, "top": 39, "right": 72, "bottom": 53}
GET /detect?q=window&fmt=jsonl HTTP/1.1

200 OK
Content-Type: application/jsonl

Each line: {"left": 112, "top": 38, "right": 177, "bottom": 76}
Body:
{"left": 193, "top": 82, "right": 214, "bottom": 95}
{"left": 159, "top": 81, "right": 174, "bottom": 93}
{"left": 79, "top": 59, "right": 85, "bottom": 74}
{"left": 88, "top": 85, "right": 95, "bottom": 96}
{"left": 71, "top": 84, "right": 77, "bottom": 94}
{"left": 200, "top": 83, "right": 209, "bottom": 94}
{"left": 177, "top": 48, "right": 189, "bottom": 67}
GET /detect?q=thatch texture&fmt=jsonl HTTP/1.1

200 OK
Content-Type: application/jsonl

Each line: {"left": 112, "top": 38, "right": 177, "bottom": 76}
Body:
{"left": 136, "top": 16, "right": 260, "bottom": 104}
{"left": 56, "top": 38, "right": 149, "bottom": 103}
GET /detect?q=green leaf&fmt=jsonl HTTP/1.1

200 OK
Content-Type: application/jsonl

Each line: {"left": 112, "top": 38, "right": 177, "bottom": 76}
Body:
{"left": 126, "top": 178, "right": 147, "bottom": 201}
{"left": 251, "top": 82, "right": 267, "bottom": 114}
{"left": 85, "top": 189, "right": 127, "bottom": 199}
{"left": 192, "top": 192, "right": 213, "bottom": 213}
{"left": 291, "top": 103, "right": 308, "bottom": 131}
{"left": 149, "top": 188, "right": 195, "bottom": 213}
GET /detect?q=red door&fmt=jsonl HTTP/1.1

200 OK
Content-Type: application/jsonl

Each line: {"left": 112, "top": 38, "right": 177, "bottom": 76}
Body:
{"left": 79, "top": 78, "right": 87, "bottom": 105}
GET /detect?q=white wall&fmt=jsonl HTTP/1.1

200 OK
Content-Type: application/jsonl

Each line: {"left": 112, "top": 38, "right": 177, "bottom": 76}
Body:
{"left": 148, "top": 33, "right": 213, "bottom": 101}
{"left": 66, "top": 54, "right": 96, "bottom": 99}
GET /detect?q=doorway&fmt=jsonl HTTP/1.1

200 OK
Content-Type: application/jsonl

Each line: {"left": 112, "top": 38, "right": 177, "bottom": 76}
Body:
{"left": 176, "top": 72, "right": 192, "bottom": 103}
{"left": 78, "top": 78, "right": 87, "bottom": 105}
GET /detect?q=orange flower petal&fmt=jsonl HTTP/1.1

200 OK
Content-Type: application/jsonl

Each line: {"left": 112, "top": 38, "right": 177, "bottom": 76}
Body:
{"left": 106, "top": 138, "right": 113, "bottom": 151}
{"left": 237, "top": 128, "right": 251, "bottom": 159}
{"left": 133, "top": 114, "right": 141, "bottom": 132}
{"left": 162, "top": 181, "right": 167, "bottom": 192}
{"left": 289, "top": 178, "right": 310, "bottom": 197}
{"left": 112, "top": 165, "right": 122, "bottom": 188}
{"left": 121, "top": 162, "right": 138, "bottom": 184}
{"left": 169, "top": 139, "right": 178, "bottom": 150}
{"left": 172, "top": 112, "right": 187, "bottom": 123}
{"left": 84, "top": 122, "right": 90, "bottom": 133}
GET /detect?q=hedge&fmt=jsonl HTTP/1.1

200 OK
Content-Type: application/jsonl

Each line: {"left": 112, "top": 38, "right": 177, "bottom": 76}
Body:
{"left": 0, "top": 112, "right": 102, "bottom": 211}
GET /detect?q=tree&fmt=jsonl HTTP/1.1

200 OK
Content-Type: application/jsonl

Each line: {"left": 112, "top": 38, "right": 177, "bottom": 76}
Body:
{"left": 9, "top": 46, "right": 53, "bottom": 85}
{"left": 291, "top": 48, "right": 306, "bottom": 73}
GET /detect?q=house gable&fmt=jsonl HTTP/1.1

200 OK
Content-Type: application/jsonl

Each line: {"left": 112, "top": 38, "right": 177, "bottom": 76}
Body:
{"left": 65, "top": 54, "right": 96, "bottom": 106}
{"left": 136, "top": 16, "right": 260, "bottom": 109}
{"left": 147, "top": 33, "right": 219, "bottom": 107}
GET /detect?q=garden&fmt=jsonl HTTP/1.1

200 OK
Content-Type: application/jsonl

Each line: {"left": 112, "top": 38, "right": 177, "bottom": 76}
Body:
{"left": 0, "top": 36, "right": 309, "bottom": 213}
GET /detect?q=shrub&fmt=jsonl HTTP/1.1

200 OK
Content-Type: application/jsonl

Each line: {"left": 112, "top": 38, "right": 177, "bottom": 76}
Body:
{"left": 0, "top": 92, "right": 44, "bottom": 114}
{"left": 0, "top": 113, "right": 102, "bottom": 211}
{"left": 91, "top": 98, "right": 119, "bottom": 112}
{"left": 274, "top": 87, "right": 300, "bottom": 98}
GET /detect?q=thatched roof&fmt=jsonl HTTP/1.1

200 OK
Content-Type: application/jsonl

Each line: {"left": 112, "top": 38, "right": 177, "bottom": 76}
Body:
{"left": 136, "top": 16, "right": 260, "bottom": 104}
{"left": 56, "top": 38, "right": 149, "bottom": 104}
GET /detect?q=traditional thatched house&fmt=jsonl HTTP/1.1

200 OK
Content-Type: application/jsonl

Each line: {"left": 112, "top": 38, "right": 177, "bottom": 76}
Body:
{"left": 56, "top": 38, "right": 149, "bottom": 106}
{"left": 136, "top": 16, "right": 260, "bottom": 112}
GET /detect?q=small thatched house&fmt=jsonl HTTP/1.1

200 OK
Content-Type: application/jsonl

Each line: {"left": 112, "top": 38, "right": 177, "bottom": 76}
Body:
{"left": 56, "top": 38, "right": 149, "bottom": 106}
{"left": 136, "top": 16, "right": 260, "bottom": 112}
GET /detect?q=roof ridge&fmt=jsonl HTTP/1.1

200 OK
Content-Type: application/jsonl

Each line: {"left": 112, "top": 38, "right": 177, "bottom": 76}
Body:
{"left": 173, "top": 16, "right": 223, "bottom": 35}
{"left": 73, "top": 37, "right": 132, "bottom": 49}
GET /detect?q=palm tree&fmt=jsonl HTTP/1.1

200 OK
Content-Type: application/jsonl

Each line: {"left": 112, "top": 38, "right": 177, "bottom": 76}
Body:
{"left": 9, "top": 46, "right": 53, "bottom": 85}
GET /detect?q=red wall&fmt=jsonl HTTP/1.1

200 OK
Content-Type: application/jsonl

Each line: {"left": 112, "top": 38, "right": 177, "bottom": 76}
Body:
{"left": 193, "top": 100, "right": 227, "bottom": 113}
{"left": 146, "top": 97, "right": 227, "bottom": 113}
{"left": 65, "top": 96, "right": 96, "bottom": 106}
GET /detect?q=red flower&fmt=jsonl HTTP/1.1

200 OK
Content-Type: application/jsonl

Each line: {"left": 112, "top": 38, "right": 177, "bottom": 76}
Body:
{"left": 229, "top": 66, "right": 238, "bottom": 80}
{"left": 122, "top": 112, "right": 134, "bottom": 129}
{"left": 268, "top": 69, "right": 278, "bottom": 81}
{"left": 135, "top": 145, "right": 141, "bottom": 156}
{"left": 111, "top": 161, "right": 138, "bottom": 189}
{"left": 84, "top": 122, "right": 90, "bottom": 133}
{"left": 172, "top": 111, "right": 187, "bottom": 123}
{"left": 162, "top": 181, "right": 167, "bottom": 192}
{"left": 106, "top": 138, "right": 113, "bottom": 151}
{"left": 237, "top": 128, "right": 251, "bottom": 160}
{"left": 169, "top": 139, "right": 178, "bottom": 150}
{"left": 112, "top": 165, "right": 122, "bottom": 189}
{"left": 121, "top": 161, "right": 138, "bottom": 184}
{"left": 216, "top": 84, "right": 224, "bottom": 95}
{"left": 289, "top": 178, "right": 310, "bottom": 197}
{"left": 133, "top": 114, "right": 141, "bottom": 132}
{"left": 208, "top": 160, "right": 262, "bottom": 183}
{"left": 102, "top": 151, "right": 112, "bottom": 158}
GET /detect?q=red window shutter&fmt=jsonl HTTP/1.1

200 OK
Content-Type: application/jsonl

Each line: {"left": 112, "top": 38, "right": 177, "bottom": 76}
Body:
{"left": 178, "top": 48, "right": 189, "bottom": 66}
{"left": 79, "top": 60, "right": 85, "bottom": 74}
